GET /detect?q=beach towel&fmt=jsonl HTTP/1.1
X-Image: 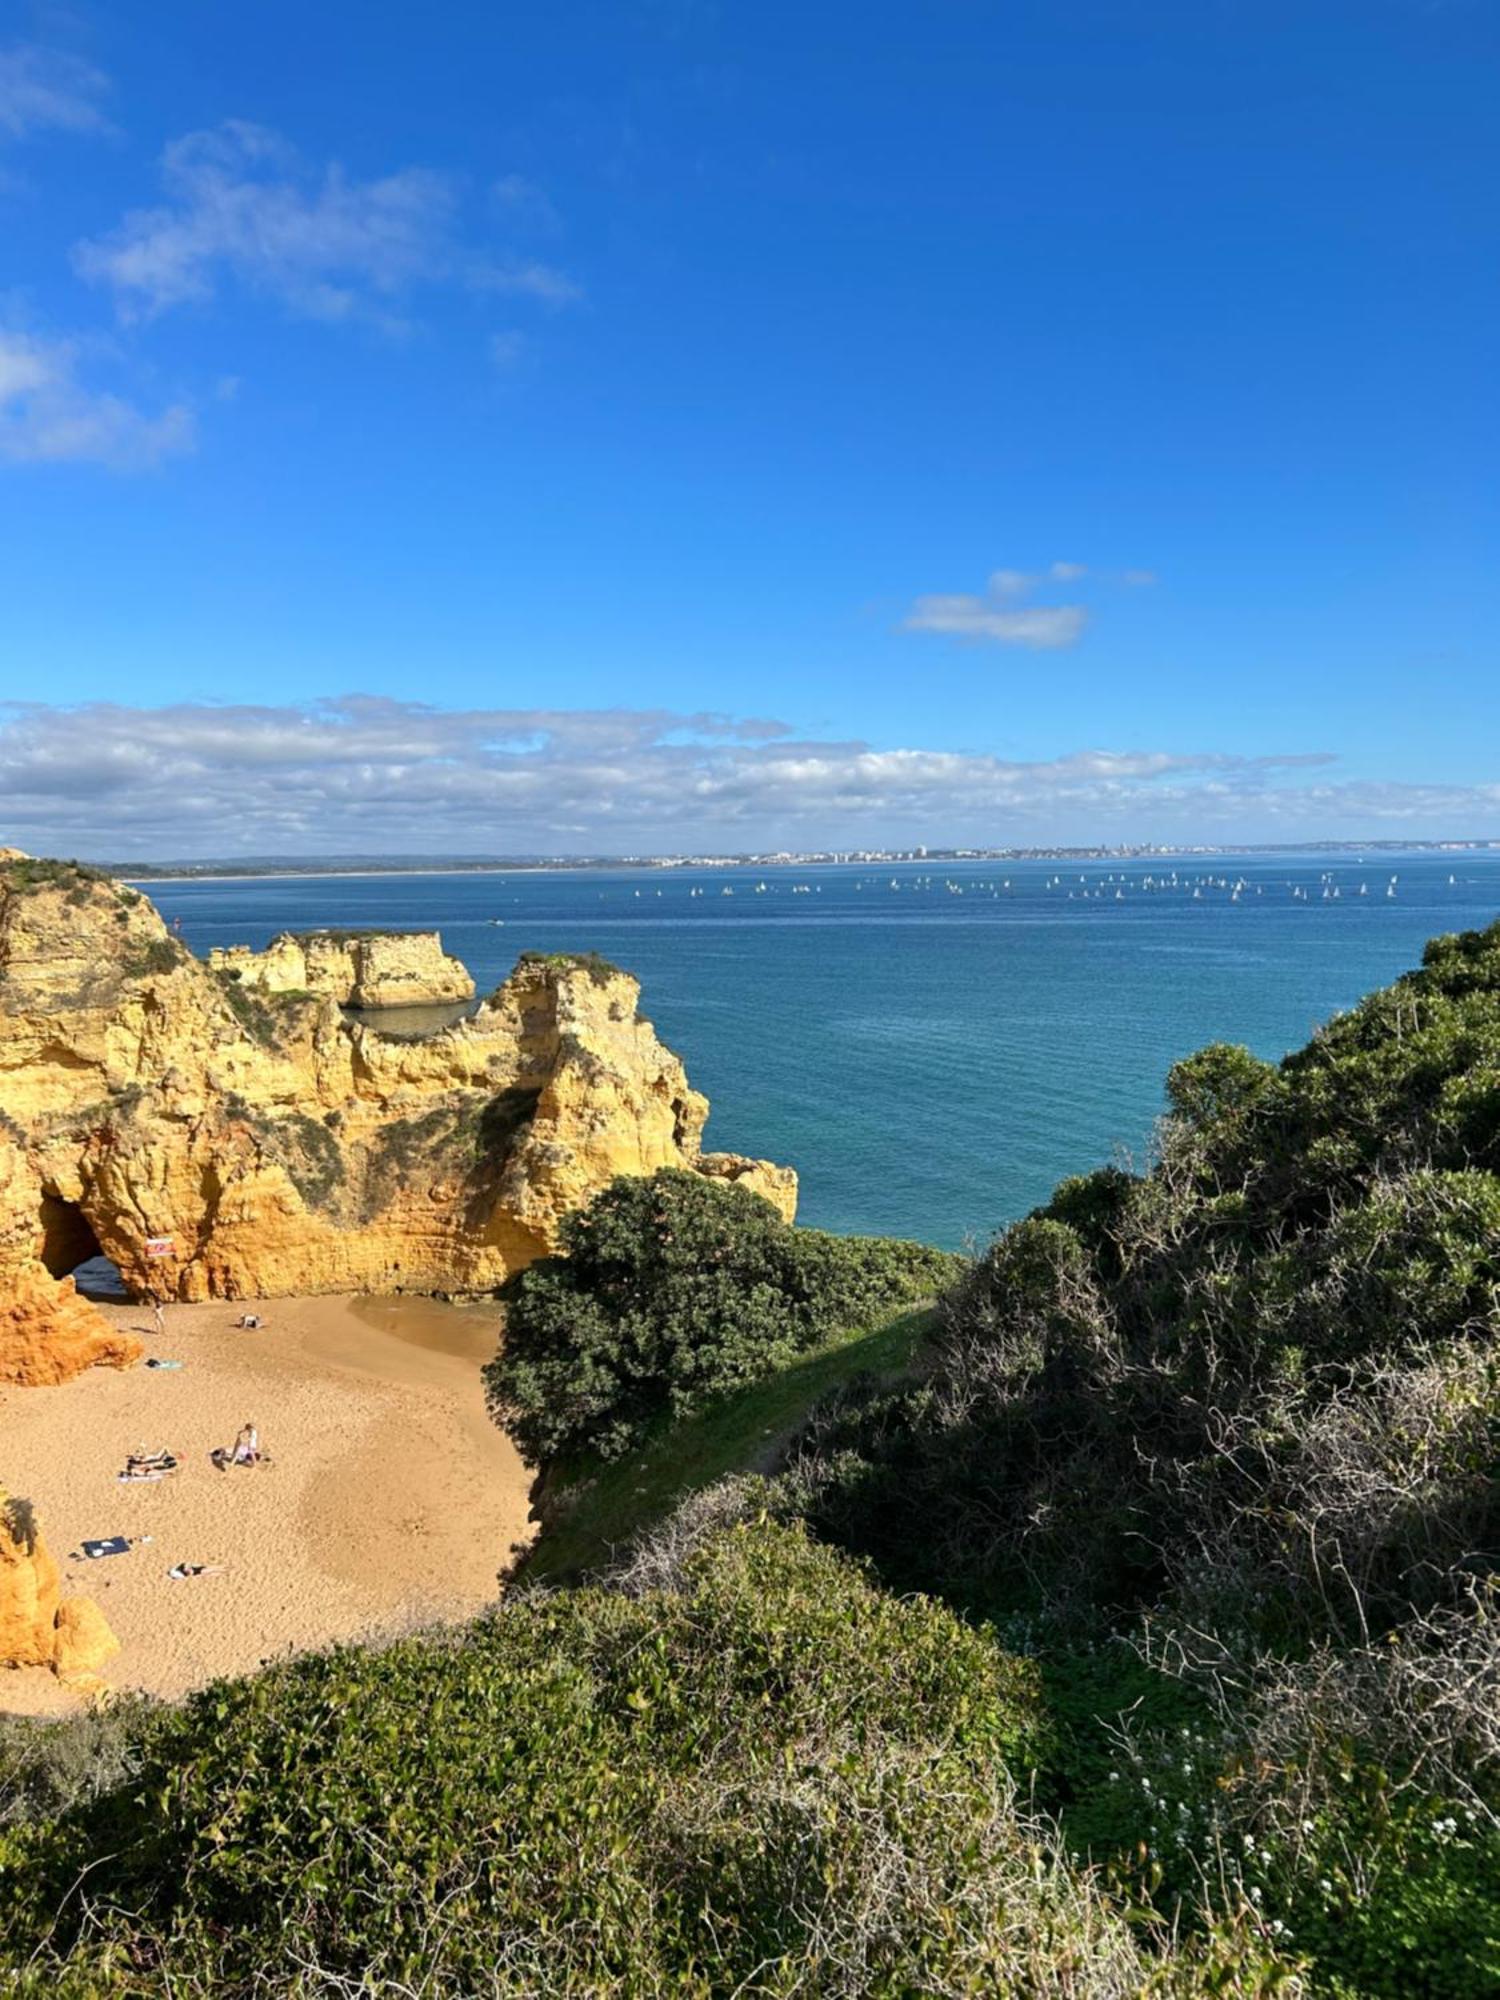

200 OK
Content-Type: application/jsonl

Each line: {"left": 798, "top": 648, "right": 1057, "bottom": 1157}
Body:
{"left": 118, "top": 1468, "right": 168, "bottom": 1482}
{"left": 145, "top": 1357, "right": 184, "bottom": 1370}
{"left": 79, "top": 1536, "right": 131, "bottom": 1559}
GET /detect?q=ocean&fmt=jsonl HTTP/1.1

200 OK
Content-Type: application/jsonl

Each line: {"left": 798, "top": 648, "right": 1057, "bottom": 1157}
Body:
{"left": 140, "top": 853, "right": 1500, "bottom": 1251}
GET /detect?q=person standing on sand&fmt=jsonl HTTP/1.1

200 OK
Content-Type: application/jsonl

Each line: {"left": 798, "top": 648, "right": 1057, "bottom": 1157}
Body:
{"left": 151, "top": 1298, "right": 165, "bottom": 1338}
{"left": 231, "top": 1421, "right": 260, "bottom": 1466}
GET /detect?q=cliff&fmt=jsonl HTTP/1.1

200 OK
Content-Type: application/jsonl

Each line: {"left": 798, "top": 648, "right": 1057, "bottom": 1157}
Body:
{"left": 0, "top": 859, "right": 795, "bottom": 1384}
{"left": 0, "top": 1488, "right": 119, "bottom": 1684}
{"left": 209, "top": 929, "right": 475, "bottom": 1008}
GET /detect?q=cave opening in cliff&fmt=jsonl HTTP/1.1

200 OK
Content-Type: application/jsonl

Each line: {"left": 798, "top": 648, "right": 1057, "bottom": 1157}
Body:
{"left": 38, "top": 1192, "right": 131, "bottom": 1300}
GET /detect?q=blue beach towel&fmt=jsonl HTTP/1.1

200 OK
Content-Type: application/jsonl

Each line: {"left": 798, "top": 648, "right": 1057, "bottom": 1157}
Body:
{"left": 144, "top": 1358, "right": 184, "bottom": 1370}
{"left": 79, "top": 1536, "right": 131, "bottom": 1559}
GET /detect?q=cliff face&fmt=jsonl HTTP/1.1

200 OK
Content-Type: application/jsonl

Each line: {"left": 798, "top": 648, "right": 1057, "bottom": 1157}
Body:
{"left": 209, "top": 929, "right": 475, "bottom": 1008}
{"left": 0, "top": 861, "right": 795, "bottom": 1383}
{"left": 0, "top": 1487, "right": 119, "bottom": 1683}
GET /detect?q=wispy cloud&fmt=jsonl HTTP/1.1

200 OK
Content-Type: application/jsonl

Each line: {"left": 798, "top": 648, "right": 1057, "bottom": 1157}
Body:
{"left": 904, "top": 562, "right": 1090, "bottom": 649}
{"left": 0, "top": 42, "right": 110, "bottom": 143}
{"left": 3, "top": 695, "right": 1472, "bottom": 859}
{"left": 74, "top": 121, "right": 582, "bottom": 329}
{"left": 0, "top": 327, "right": 194, "bottom": 467}
{"left": 904, "top": 594, "right": 1088, "bottom": 648}
{"left": 490, "top": 174, "right": 561, "bottom": 232}
{"left": 467, "top": 257, "right": 583, "bottom": 307}
{"left": 903, "top": 561, "right": 1156, "bottom": 650}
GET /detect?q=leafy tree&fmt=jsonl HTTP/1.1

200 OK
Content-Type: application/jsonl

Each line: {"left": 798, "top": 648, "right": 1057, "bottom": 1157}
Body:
{"left": 488, "top": 1169, "right": 955, "bottom": 1461}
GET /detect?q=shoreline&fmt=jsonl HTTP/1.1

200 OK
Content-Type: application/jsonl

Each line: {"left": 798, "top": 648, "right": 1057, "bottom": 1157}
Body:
{"left": 1, "top": 1292, "right": 534, "bottom": 1717}
{"left": 107, "top": 842, "right": 1500, "bottom": 887}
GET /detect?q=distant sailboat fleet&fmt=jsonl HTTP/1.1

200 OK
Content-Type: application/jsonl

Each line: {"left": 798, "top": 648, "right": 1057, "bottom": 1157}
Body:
{"left": 491, "top": 863, "right": 1467, "bottom": 921}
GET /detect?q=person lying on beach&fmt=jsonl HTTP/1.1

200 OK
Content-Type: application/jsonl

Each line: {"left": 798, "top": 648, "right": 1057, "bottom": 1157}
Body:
{"left": 120, "top": 1448, "right": 178, "bottom": 1481}
{"left": 125, "top": 1447, "right": 177, "bottom": 1471}
{"left": 167, "top": 1562, "right": 225, "bottom": 1580}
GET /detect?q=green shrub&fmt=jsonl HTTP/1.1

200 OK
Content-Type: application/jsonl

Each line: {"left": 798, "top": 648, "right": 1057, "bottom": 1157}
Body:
{"left": 0, "top": 857, "right": 110, "bottom": 897}
{"left": 0, "top": 1520, "right": 1160, "bottom": 1998}
{"left": 487, "top": 1169, "right": 956, "bottom": 1462}
{"left": 121, "top": 936, "right": 184, "bottom": 979}
{"left": 515, "top": 947, "right": 622, "bottom": 986}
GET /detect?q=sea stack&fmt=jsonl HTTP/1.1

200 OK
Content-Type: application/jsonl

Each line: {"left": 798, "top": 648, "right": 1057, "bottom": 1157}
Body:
{"left": 0, "top": 858, "right": 796, "bottom": 1384}
{"left": 208, "top": 929, "right": 475, "bottom": 1009}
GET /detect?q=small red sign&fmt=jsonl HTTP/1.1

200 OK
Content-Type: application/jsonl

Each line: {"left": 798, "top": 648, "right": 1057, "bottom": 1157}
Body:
{"left": 144, "top": 1235, "right": 175, "bottom": 1259}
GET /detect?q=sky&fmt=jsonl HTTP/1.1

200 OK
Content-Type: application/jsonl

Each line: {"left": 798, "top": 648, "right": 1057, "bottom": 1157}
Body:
{"left": 0, "top": 0, "right": 1496, "bottom": 858}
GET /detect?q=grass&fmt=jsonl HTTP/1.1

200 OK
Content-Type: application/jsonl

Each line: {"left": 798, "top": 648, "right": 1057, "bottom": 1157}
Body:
{"left": 523, "top": 1302, "right": 936, "bottom": 1584}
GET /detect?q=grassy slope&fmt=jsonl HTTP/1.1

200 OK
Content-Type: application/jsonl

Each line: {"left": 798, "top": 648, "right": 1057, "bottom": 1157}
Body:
{"left": 523, "top": 1303, "right": 934, "bottom": 1583}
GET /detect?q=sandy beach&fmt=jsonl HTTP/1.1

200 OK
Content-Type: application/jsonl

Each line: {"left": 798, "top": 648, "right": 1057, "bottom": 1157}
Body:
{"left": 2, "top": 1293, "right": 535, "bottom": 1717}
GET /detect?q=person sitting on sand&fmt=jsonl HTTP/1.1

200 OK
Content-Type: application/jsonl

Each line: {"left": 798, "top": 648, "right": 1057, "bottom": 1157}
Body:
{"left": 231, "top": 1421, "right": 260, "bottom": 1466}
{"left": 234, "top": 1312, "right": 262, "bottom": 1329}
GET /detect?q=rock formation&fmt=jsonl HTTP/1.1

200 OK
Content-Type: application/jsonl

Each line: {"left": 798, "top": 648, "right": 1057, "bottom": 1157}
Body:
{"left": 0, "top": 1488, "right": 119, "bottom": 1685}
{"left": 0, "top": 1270, "right": 144, "bottom": 1387}
{"left": 0, "top": 858, "right": 796, "bottom": 1383}
{"left": 209, "top": 929, "right": 475, "bottom": 1009}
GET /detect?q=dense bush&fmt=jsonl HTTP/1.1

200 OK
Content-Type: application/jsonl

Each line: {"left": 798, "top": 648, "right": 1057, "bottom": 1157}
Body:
{"left": 792, "top": 918, "right": 1500, "bottom": 1640}
{"left": 0, "top": 1519, "right": 1182, "bottom": 1998}
{"left": 488, "top": 1169, "right": 956, "bottom": 1460}
{"left": 772, "top": 919, "right": 1500, "bottom": 1994}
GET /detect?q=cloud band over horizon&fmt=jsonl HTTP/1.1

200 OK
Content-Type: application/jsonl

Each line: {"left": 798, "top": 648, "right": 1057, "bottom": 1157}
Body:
{"left": 1, "top": 697, "right": 1495, "bottom": 859}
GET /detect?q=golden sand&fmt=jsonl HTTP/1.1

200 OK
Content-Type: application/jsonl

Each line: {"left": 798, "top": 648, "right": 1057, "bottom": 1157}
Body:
{"left": 1, "top": 1293, "right": 534, "bottom": 1716}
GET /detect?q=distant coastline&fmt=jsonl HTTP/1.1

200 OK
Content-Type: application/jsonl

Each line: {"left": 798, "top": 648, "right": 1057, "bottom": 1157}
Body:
{"left": 97, "top": 837, "right": 1500, "bottom": 883}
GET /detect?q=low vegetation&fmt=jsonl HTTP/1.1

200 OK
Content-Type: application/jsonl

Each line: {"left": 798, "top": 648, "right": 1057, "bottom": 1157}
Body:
{"left": 525, "top": 1303, "right": 934, "bottom": 1584}
{"left": 213, "top": 968, "right": 310, "bottom": 1046}
{"left": 486, "top": 1169, "right": 957, "bottom": 1460}
{"left": 6, "top": 920, "right": 1500, "bottom": 1994}
{"left": 0, "top": 857, "right": 111, "bottom": 897}
{"left": 121, "top": 936, "right": 186, "bottom": 980}
{"left": 515, "top": 947, "right": 622, "bottom": 986}
{"left": 0, "top": 1520, "right": 1180, "bottom": 1998}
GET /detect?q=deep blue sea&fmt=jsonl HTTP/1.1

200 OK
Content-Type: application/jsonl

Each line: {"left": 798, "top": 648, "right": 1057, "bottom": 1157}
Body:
{"left": 139, "top": 853, "right": 1500, "bottom": 1250}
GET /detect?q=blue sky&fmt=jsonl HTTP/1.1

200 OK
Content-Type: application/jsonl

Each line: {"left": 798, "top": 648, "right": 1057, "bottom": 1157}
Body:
{"left": 1, "top": 0, "right": 1496, "bottom": 856}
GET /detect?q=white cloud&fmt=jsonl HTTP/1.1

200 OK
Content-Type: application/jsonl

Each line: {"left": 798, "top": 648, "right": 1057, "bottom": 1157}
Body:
{"left": 0, "top": 43, "right": 110, "bottom": 142}
{"left": 903, "top": 560, "right": 1157, "bottom": 649}
{"left": 74, "top": 121, "right": 582, "bottom": 329}
{"left": 0, "top": 327, "right": 194, "bottom": 467}
{"left": 3, "top": 694, "right": 1474, "bottom": 860}
{"left": 904, "top": 593, "right": 1088, "bottom": 649}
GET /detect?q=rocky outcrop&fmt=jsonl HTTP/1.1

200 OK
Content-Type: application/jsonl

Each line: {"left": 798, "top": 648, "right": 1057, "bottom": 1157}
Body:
{"left": 0, "top": 1488, "right": 118, "bottom": 1684}
{"left": 51, "top": 1595, "right": 121, "bottom": 1683}
{"left": 0, "top": 1271, "right": 144, "bottom": 1387}
{"left": 210, "top": 930, "right": 475, "bottom": 1009}
{"left": 0, "top": 860, "right": 795, "bottom": 1381}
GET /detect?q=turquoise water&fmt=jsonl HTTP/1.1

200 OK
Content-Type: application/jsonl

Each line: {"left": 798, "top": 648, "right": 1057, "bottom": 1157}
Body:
{"left": 142, "top": 854, "right": 1500, "bottom": 1250}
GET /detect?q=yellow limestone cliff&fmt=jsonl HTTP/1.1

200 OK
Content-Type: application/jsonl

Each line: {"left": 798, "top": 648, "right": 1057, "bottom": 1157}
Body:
{"left": 0, "top": 1489, "right": 120, "bottom": 1684}
{"left": 208, "top": 928, "right": 475, "bottom": 1008}
{"left": 0, "top": 859, "right": 796, "bottom": 1383}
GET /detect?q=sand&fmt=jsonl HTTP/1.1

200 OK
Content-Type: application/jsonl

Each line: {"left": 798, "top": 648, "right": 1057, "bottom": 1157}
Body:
{"left": 1, "top": 1293, "right": 535, "bottom": 1717}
